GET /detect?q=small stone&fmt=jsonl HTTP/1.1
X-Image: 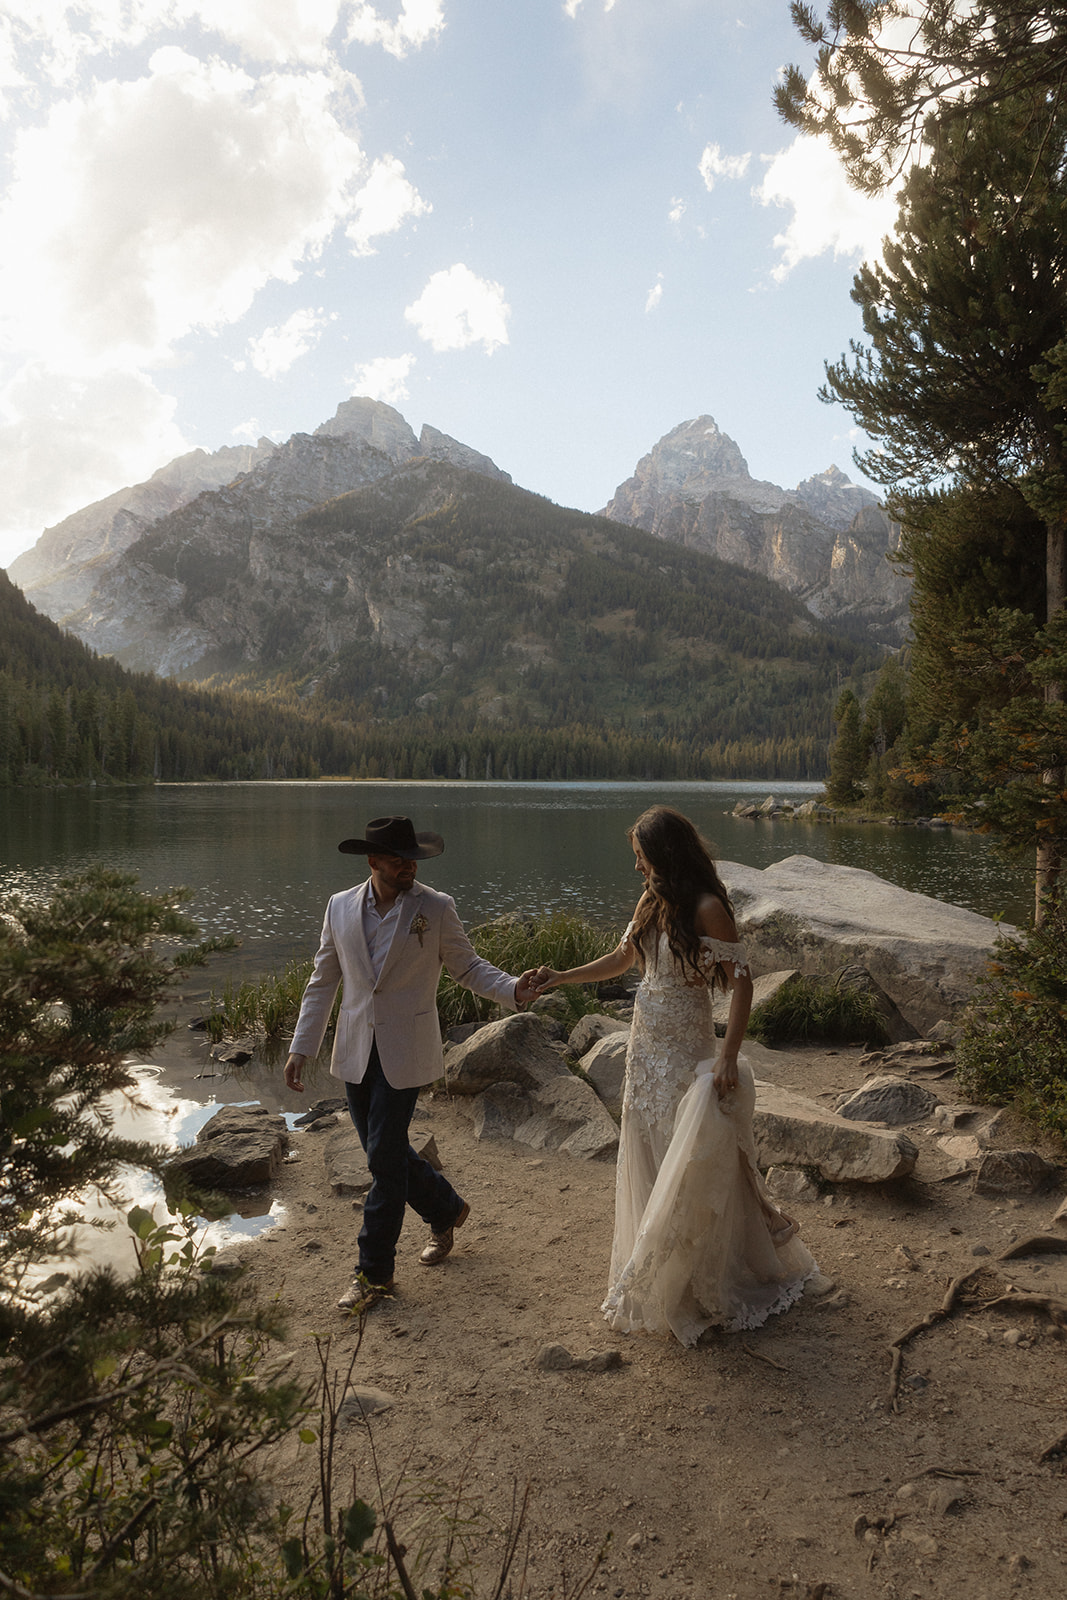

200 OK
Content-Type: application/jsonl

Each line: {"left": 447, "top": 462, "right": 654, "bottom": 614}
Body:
{"left": 928, "top": 1482, "right": 967, "bottom": 1516}
{"left": 971, "top": 1243, "right": 990, "bottom": 1256}
{"left": 1003, "top": 1328, "right": 1023, "bottom": 1347}
{"left": 339, "top": 1386, "right": 396, "bottom": 1419}
{"left": 904, "top": 1373, "right": 927, "bottom": 1390}
{"left": 766, "top": 1166, "right": 821, "bottom": 1203}
{"left": 894, "top": 1244, "right": 920, "bottom": 1271}
{"left": 626, "top": 1532, "right": 644, "bottom": 1551}
{"left": 899, "top": 1530, "right": 938, "bottom": 1556}
{"left": 895, "top": 1482, "right": 917, "bottom": 1500}
{"left": 974, "top": 1148, "right": 1053, "bottom": 1196}
{"left": 578, "top": 1350, "right": 624, "bottom": 1373}
{"left": 1008, "top": 1554, "right": 1030, "bottom": 1574}
{"left": 536, "top": 1343, "right": 575, "bottom": 1371}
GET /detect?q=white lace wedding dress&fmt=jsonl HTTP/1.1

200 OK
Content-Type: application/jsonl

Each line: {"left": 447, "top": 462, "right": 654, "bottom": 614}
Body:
{"left": 602, "top": 930, "right": 817, "bottom": 1346}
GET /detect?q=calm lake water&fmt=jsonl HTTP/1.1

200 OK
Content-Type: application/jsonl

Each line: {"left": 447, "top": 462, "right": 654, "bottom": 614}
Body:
{"left": 3, "top": 779, "right": 1031, "bottom": 1265}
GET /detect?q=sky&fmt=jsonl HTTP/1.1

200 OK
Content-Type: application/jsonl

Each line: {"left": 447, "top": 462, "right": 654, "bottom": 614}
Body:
{"left": 0, "top": 0, "right": 901, "bottom": 571}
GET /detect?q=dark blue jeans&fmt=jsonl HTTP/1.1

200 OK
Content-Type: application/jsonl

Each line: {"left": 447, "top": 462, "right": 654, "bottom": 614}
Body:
{"left": 345, "top": 1039, "right": 463, "bottom": 1284}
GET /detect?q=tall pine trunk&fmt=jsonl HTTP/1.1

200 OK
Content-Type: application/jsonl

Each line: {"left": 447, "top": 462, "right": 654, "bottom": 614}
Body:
{"left": 1037, "top": 516, "right": 1067, "bottom": 923}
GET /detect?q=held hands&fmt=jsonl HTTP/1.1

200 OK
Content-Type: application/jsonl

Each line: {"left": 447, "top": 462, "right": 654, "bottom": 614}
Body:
{"left": 514, "top": 967, "right": 561, "bottom": 1008}
{"left": 284, "top": 1052, "right": 306, "bottom": 1093}
{"left": 514, "top": 970, "right": 543, "bottom": 1008}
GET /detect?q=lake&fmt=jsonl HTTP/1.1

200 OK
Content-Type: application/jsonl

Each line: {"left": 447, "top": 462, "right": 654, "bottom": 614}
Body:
{"left": 2, "top": 779, "right": 1030, "bottom": 1263}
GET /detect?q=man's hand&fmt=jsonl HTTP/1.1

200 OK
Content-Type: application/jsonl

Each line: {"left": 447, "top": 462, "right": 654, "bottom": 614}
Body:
{"left": 284, "top": 1052, "right": 307, "bottom": 1092}
{"left": 514, "top": 970, "right": 544, "bottom": 1009}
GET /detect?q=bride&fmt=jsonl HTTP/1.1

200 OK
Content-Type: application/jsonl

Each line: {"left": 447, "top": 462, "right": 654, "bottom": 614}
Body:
{"left": 534, "top": 806, "right": 815, "bottom": 1346}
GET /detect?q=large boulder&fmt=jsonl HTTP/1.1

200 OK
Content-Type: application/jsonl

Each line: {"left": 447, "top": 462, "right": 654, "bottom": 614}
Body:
{"left": 567, "top": 1013, "right": 629, "bottom": 1058}
{"left": 579, "top": 1032, "right": 629, "bottom": 1117}
{"left": 468, "top": 1073, "right": 619, "bottom": 1162}
{"left": 167, "top": 1104, "right": 288, "bottom": 1190}
{"left": 721, "top": 855, "right": 1013, "bottom": 1031}
{"left": 753, "top": 1083, "right": 918, "bottom": 1183}
{"left": 444, "top": 1013, "right": 570, "bottom": 1096}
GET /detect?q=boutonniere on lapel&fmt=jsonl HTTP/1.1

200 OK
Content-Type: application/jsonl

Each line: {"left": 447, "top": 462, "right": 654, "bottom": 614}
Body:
{"left": 409, "top": 912, "right": 430, "bottom": 948}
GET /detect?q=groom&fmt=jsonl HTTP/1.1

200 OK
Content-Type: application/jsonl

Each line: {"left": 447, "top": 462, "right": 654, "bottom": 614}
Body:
{"left": 284, "top": 816, "right": 540, "bottom": 1312}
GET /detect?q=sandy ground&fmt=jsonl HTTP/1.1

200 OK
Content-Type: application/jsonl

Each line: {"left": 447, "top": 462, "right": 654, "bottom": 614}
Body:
{"left": 217, "top": 1040, "right": 1067, "bottom": 1600}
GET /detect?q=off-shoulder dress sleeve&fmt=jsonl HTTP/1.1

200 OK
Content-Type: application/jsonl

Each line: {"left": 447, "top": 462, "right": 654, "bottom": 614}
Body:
{"left": 698, "top": 936, "right": 750, "bottom": 980}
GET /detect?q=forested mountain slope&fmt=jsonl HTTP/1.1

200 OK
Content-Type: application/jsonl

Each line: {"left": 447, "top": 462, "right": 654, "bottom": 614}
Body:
{"left": 0, "top": 571, "right": 362, "bottom": 784}
{"left": 121, "top": 459, "right": 880, "bottom": 756}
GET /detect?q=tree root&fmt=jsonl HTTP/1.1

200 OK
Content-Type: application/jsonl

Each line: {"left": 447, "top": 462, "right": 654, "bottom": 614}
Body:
{"left": 887, "top": 1272, "right": 1067, "bottom": 1460}
{"left": 887, "top": 1269, "right": 979, "bottom": 1411}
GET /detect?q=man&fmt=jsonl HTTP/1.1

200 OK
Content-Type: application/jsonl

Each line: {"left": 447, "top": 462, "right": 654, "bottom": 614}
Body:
{"left": 284, "top": 816, "right": 540, "bottom": 1313}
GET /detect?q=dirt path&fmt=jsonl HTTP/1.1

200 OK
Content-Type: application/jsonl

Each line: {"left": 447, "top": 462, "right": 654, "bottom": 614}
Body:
{"left": 223, "top": 1043, "right": 1067, "bottom": 1600}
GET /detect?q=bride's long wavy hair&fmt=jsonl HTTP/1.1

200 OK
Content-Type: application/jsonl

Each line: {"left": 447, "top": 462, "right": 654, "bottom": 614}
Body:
{"left": 628, "top": 806, "right": 735, "bottom": 987}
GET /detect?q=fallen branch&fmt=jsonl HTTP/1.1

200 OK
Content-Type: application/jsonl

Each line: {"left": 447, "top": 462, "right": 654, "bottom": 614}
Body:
{"left": 887, "top": 1270, "right": 979, "bottom": 1410}
{"left": 742, "top": 1342, "right": 789, "bottom": 1372}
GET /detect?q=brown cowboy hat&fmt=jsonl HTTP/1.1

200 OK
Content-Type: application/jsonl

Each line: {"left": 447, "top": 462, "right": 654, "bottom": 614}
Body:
{"left": 338, "top": 816, "right": 444, "bottom": 859}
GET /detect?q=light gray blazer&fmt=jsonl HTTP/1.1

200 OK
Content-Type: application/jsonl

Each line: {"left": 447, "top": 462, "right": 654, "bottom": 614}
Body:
{"left": 289, "top": 879, "right": 518, "bottom": 1089}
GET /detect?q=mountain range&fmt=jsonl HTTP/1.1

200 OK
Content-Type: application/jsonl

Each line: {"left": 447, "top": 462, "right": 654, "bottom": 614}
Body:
{"left": 10, "top": 399, "right": 908, "bottom": 673}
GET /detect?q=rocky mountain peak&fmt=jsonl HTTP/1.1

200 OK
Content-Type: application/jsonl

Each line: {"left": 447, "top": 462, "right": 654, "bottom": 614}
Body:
{"left": 601, "top": 415, "right": 789, "bottom": 527}
{"left": 600, "top": 415, "right": 908, "bottom": 646}
{"left": 793, "top": 464, "right": 879, "bottom": 530}
{"left": 313, "top": 397, "right": 419, "bottom": 461}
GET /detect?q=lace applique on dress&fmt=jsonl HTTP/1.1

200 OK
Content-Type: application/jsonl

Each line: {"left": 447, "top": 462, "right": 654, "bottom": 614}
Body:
{"left": 623, "top": 933, "right": 748, "bottom": 1132}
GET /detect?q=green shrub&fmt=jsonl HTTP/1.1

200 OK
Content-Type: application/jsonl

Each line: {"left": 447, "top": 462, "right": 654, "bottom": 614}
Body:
{"left": 436, "top": 911, "right": 621, "bottom": 1029}
{"left": 956, "top": 912, "right": 1067, "bottom": 1143}
{"left": 747, "top": 976, "right": 890, "bottom": 1046}
{"left": 208, "top": 912, "right": 623, "bottom": 1042}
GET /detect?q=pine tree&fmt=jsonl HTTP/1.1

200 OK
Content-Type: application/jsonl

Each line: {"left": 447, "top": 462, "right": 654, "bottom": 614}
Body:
{"left": 821, "top": 97, "right": 1067, "bottom": 914}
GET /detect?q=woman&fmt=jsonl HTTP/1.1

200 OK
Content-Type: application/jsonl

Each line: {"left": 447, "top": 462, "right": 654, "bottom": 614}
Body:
{"left": 534, "top": 806, "right": 815, "bottom": 1346}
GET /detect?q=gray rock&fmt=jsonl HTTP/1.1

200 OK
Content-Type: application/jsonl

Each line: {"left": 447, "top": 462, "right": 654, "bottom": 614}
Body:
{"left": 836, "top": 1075, "right": 940, "bottom": 1126}
{"left": 722, "top": 855, "right": 1015, "bottom": 1032}
{"left": 567, "top": 1012, "right": 629, "bottom": 1057}
{"left": 716, "top": 968, "right": 803, "bottom": 1027}
{"left": 293, "top": 1096, "right": 347, "bottom": 1129}
{"left": 167, "top": 1104, "right": 288, "bottom": 1190}
{"left": 536, "top": 1344, "right": 575, "bottom": 1371}
{"left": 753, "top": 1083, "right": 918, "bottom": 1182}
{"left": 834, "top": 963, "right": 917, "bottom": 1043}
{"left": 936, "top": 1134, "right": 981, "bottom": 1164}
{"left": 444, "top": 1013, "right": 570, "bottom": 1096}
{"left": 324, "top": 1128, "right": 439, "bottom": 1198}
{"left": 339, "top": 1386, "right": 396, "bottom": 1419}
{"left": 579, "top": 1032, "right": 628, "bottom": 1116}
{"left": 466, "top": 1070, "right": 619, "bottom": 1162}
{"left": 765, "top": 1166, "right": 821, "bottom": 1203}
{"left": 973, "top": 1148, "right": 1055, "bottom": 1196}
{"left": 1052, "top": 1196, "right": 1067, "bottom": 1230}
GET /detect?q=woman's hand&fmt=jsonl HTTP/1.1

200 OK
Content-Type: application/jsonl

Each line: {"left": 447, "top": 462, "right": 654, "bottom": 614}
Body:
{"left": 712, "top": 1053, "right": 739, "bottom": 1098}
{"left": 531, "top": 965, "right": 562, "bottom": 992}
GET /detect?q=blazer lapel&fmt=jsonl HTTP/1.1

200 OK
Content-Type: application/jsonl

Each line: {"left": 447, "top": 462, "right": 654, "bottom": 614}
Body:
{"left": 347, "top": 880, "right": 377, "bottom": 988}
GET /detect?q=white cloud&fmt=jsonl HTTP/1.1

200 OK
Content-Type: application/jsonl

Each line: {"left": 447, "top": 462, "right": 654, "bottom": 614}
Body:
{"left": 404, "top": 265, "right": 509, "bottom": 354}
{"left": 758, "top": 134, "right": 899, "bottom": 280}
{"left": 698, "top": 143, "right": 750, "bottom": 190}
{"left": 0, "top": 364, "right": 188, "bottom": 564}
{"left": 347, "top": 1, "right": 444, "bottom": 58}
{"left": 645, "top": 275, "right": 663, "bottom": 313}
{"left": 0, "top": 48, "right": 364, "bottom": 368}
{"left": 187, "top": 1, "right": 345, "bottom": 65}
{"left": 246, "top": 307, "right": 332, "bottom": 379}
{"left": 347, "top": 155, "right": 430, "bottom": 255}
{"left": 347, "top": 353, "right": 415, "bottom": 405}
{"left": 668, "top": 196, "right": 685, "bottom": 224}
{"left": 0, "top": 3, "right": 347, "bottom": 81}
